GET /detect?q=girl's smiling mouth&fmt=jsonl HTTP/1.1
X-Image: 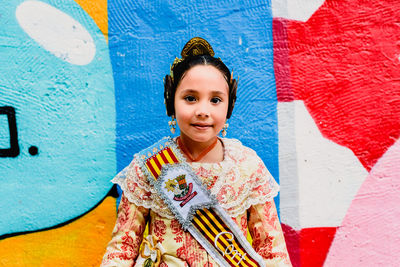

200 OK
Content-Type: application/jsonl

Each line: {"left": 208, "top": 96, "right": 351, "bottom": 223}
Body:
{"left": 191, "top": 123, "right": 213, "bottom": 130}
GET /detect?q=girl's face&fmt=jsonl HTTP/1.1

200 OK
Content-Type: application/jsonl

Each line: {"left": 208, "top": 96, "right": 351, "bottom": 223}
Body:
{"left": 174, "top": 65, "right": 229, "bottom": 145}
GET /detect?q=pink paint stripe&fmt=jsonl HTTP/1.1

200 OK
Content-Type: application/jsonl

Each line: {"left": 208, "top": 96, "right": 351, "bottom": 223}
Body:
{"left": 273, "top": 17, "right": 294, "bottom": 102}
{"left": 325, "top": 138, "right": 400, "bottom": 266}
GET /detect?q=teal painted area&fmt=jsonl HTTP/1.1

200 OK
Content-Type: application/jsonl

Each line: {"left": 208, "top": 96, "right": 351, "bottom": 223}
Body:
{"left": 0, "top": 115, "right": 8, "bottom": 148}
{"left": 0, "top": 0, "right": 115, "bottom": 235}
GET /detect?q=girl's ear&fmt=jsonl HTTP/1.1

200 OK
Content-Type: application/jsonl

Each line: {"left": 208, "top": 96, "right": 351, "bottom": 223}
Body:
{"left": 164, "top": 75, "right": 175, "bottom": 116}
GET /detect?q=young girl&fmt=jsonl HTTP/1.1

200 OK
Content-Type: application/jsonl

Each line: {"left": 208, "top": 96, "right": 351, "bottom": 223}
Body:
{"left": 101, "top": 37, "right": 292, "bottom": 266}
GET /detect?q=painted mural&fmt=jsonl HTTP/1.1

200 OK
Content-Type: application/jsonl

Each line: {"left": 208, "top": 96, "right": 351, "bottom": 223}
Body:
{"left": 272, "top": 0, "right": 400, "bottom": 266}
{"left": 1, "top": 0, "right": 399, "bottom": 266}
{"left": 0, "top": 0, "right": 116, "bottom": 265}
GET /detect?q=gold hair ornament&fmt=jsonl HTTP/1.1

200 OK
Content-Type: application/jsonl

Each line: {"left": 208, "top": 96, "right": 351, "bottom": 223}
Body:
{"left": 170, "top": 37, "right": 215, "bottom": 82}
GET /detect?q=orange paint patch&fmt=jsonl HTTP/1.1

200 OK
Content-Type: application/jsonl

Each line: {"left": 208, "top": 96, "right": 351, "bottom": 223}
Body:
{"left": 74, "top": 0, "right": 108, "bottom": 40}
{"left": 0, "top": 197, "right": 116, "bottom": 267}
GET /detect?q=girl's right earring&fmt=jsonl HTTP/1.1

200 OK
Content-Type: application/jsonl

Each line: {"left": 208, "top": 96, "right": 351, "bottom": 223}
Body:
{"left": 221, "top": 123, "right": 229, "bottom": 137}
{"left": 168, "top": 115, "right": 177, "bottom": 134}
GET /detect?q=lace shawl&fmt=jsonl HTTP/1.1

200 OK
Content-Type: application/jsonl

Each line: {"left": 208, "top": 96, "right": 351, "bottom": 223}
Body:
{"left": 112, "top": 138, "right": 279, "bottom": 218}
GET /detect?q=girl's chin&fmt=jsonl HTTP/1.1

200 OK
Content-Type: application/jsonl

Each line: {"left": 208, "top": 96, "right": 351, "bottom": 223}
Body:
{"left": 181, "top": 133, "right": 218, "bottom": 144}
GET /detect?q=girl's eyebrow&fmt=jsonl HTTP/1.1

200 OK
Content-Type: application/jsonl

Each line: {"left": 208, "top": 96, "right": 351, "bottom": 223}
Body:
{"left": 179, "top": 89, "right": 227, "bottom": 96}
{"left": 179, "top": 89, "right": 198, "bottom": 94}
{"left": 211, "top": 90, "right": 227, "bottom": 96}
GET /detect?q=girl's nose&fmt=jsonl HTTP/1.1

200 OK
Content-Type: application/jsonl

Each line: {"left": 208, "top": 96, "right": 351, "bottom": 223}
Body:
{"left": 195, "top": 102, "right": 210, "bottom": 117}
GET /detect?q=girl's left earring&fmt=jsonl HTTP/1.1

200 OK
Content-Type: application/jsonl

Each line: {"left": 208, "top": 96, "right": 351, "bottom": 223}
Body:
{"left": 168, "top": 115, "right": 177, "bottom": 134}
{"left": 221, "top": 122, "right": 229, "bottom": 137}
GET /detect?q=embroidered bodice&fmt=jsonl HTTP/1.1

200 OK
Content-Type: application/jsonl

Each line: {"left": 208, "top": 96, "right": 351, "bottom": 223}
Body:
{"left": 114, "top": 138, "right": 279, "bottom": 218}
{"left": 101, "top": 138, "right": 292, "bottom": 266}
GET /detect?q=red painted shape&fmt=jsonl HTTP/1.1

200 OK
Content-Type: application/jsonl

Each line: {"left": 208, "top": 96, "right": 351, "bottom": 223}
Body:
{"left": 300, "top": 227, "right": 337, "bottom": 267}
{"left": 273, "top": 18, "right": 294, "bottom": 102}
{"left": 282, "top": 224, "right": 337, "bottom": 267}
{"left": 282, "top": 0, "right": 400, "bottom": 170}
{"left": 282, "top": 224, "right": 300, "bottom": 267}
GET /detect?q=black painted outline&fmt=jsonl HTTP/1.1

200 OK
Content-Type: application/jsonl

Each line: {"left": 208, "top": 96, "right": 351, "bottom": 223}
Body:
{"left": 0, "top": 184, "right": 118, "bottom": 240}
{"left": 0, "top": 106, "right": 19, "bottom": 157}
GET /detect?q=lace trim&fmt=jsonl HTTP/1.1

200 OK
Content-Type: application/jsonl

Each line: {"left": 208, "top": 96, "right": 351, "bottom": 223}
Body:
{"left": 112, "top": 158, "right": 174, "bottom": 219}
{"left": 112, "top": 138, "right": 279, "bottom": 218}
{"left": 191, "top": 139, "right": 279, "bottom": 216}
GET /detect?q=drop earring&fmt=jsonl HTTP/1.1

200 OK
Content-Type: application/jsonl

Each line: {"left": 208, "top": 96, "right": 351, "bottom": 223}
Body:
{"left": 168, "top": 115, "right": 177, "bottom": 134}
{"left": 221, "top": 122, "right": 229, "bottom": 137}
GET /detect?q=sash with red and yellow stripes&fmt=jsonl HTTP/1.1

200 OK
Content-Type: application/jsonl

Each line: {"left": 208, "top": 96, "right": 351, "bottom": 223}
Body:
{"left": 138, "top": 137, "right": 265, "bottom": 267}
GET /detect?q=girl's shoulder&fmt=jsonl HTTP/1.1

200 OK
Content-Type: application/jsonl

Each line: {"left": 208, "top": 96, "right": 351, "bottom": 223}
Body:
{"left": 220, "top": 137, "right": 262, "bottom": 167}
{"left": 111, "top": 152, "right": 174, "bottom": 218}
{"left": 202, "top": 138, "right": 279, "bottom": 216}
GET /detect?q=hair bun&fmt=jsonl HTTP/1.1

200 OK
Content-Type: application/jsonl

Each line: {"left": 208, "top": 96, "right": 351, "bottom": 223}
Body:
{"left": 181, "top": 37, "right": 215, "bottom": 59}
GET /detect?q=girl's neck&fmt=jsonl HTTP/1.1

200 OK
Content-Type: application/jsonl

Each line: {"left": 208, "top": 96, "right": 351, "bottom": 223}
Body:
{"left": 178, "top": 135, "right": 223, "bottom": 163}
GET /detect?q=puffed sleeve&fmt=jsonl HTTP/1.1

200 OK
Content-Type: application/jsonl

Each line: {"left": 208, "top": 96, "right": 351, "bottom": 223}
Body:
{"left": 101, "top": 193, "right": 149, "bottom": 266}
{"left": 248, "top": 201, "right": 292, "bottom": 266}
{"left": 101, "top": 156, "right": 153, "bottom": 266}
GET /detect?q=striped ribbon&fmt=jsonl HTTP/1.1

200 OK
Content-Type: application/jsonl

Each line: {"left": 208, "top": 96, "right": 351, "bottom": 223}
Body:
{"left": 138, "top": 137, "right": 265, "bottom": 267}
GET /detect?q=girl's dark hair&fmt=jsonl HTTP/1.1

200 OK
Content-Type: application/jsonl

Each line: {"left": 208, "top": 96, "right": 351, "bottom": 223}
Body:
{"left": 164, "top": 38, "right": 237, "bottom": 119}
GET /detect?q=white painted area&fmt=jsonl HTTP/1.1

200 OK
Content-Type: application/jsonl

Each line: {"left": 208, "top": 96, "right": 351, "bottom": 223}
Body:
{"left": 271, "top": 0, "right": 325, "bottom": 21}
{"left": 271, "top": 0, "right": 288, "bottom": 19}
{"left": 277, "top": 101, "right": 300, "bottom": 228}
{"left": 278, "top": 101, "right": 367, "bottom": 229}
{"left": 16, "top": 1, "right": 96, "bottom": 65}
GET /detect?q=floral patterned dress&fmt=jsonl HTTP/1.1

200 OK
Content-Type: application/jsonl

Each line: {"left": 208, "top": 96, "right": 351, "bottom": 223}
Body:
{"left": 101, "top": 138, "right": 292, "bottom": 266}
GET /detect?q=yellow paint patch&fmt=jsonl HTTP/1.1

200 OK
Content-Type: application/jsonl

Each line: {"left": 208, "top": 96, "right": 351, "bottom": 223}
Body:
{"left": 0, "top": 197, "right": 116, "bottom": 267}
{"left": 74, "top": 0, "right": 108, "bottom": 40}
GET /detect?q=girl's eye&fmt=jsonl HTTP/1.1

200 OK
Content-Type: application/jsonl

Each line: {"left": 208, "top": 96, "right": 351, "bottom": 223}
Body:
{"left": 211, "top": 97, "right": 222, "bottom": 104}
{"left": 184, "top": 95, "right": 196, "bottom": 102}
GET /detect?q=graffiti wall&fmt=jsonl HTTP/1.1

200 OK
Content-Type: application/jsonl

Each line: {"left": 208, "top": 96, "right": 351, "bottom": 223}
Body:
{"left": 0, "top": 0, "right": 399, "bottom": 266}
{"left": 272, "top": 0, "right": 400, "bottom": 266}
{"left": 0, "top": 0, "right": 116, "bottom": 266}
